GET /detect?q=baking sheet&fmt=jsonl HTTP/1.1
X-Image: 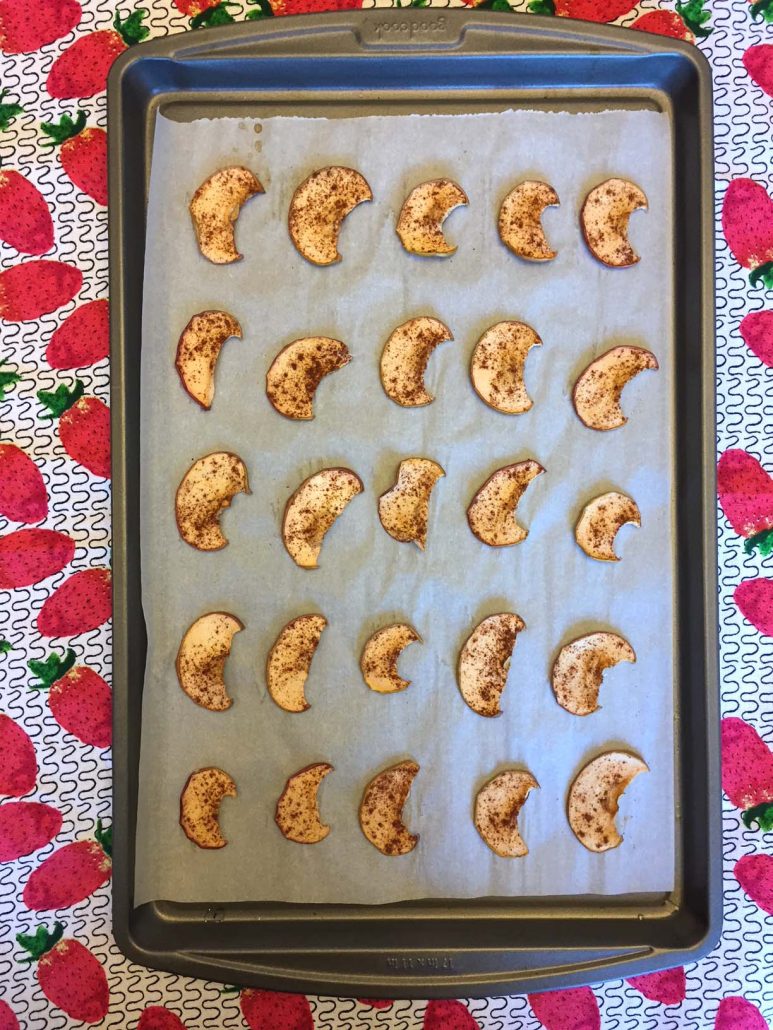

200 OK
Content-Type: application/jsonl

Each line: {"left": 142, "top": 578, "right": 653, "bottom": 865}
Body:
{"left": 135, "top": 108, "right": 675, "bottom": 906}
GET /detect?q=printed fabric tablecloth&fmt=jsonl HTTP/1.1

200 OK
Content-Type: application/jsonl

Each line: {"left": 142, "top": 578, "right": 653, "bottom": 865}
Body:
{"left": 0, "top": 0, "right": 772, "bottom": 1026}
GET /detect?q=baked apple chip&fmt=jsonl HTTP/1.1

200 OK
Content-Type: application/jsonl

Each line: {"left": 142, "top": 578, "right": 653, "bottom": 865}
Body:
{"left": 467, "top": 460, "right": 544, "bottom": 547}
{"left": 568, "top": 750, "right": 648, "bottom": 853}
{"left": 498, "top": 180, "right": 559, "bottom": 262}
{"left": 282, "top": 467, "right": 363, "bottom": 569}
{"left": 396, "top": 178, "right": 468, "bottom": 257}
{"left": 275, "top": 762, "right": 333, "bottom": 844}
{"left": 359, "top": 759, "right": 419, "bottom": 856}
{"left": 266, "top": 337, "right": 350, "bottom": 420}
{"left": 581, "top": 178, "right": 647, "bottom": 268}
{"left": 189, "top": 166, "right": 263, "bottom": 265}
{"left": 266, "top": 614, "right": 327, "bottom": 713}
{"left": 360, "top": 623, "right": 421, "bottom": 694}
{"left": 475, "top": 769, "right": 539, "bottom": 857}
{"left": 575, "top": 491, "right": 641, "bottom": 562}
{"left": 552, "top": 631, "right": 636, "bottom": 717}
{"left": 179, "top": 767, "right": 236, "bottom": 850}
{"left": 378, "top": 458, "right": 444, "bottom": 549}
{"left": 288, "top": 166, "right": 372, "bottom": 266}
{"left": 175, "top": 451, "right": 249, "bottom": 552}
{"left": 175, "top": 310, "right": 242, "bottom": 411}
{"left": 458, "top": 612, "right": 525, "bottom": 718}
{"left": 470, "top": 321, "right": 541, "bottom": 415}
{"left": 573, "top": 346, "right": 658, "bottom": 431}
{"left": 380, "top": 316, "right": 453, "bottom": 408}
{"left": 176, "top": 611, "right": 243, "bottom": 712}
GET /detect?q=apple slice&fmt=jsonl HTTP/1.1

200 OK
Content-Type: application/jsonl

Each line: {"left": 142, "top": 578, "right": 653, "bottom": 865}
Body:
{"left": 266, "top": 614, "right": 327, "bottom": 713}
{"left": 288, "top": 166, "right": 372, "bottom": 266}
{"left": 175, "top": 451, "right": 249, "bottom": 552}
{"left": 378, "top": 458, "right": 444, "bottom": 550}
{"left": 359, "top": 759, "right": 419, "bottom": 856}
{"left": 552, "top": 632, "right": 636, "bottom": 716}
{"left": 573, "top": 346, "right": 658, "bottom": 431}
{"left": 567, "top": 750, "right": 648, "bottom": 852}
{"left": 179, "top": 767, "right": 236, "bottom": 849}
{"left": 458, "top": 612, "right": 525, "bottom": 718}
{"left": 475, "top": 769, "right": 539, "bottom": 857}
{"left": 275, "top": 762, "right": 333, "bottom": 844}
{"left": 581, "top": 178, "right": 647, "bottom": 268}
{"left": 361, "top": 623, "right": 421, "bottom": 694}
{"left": 175, "top": 310, "right": 242, "bottom": 411}
{"left": 380, "top": 316, "right": 453, "bottom": 408}
{"left": 189, "top": 166, "right": 264, "bottom": 265}
{"left": 470, "top": 321, "right": 542, "bottom": 415}
{"left": 282, "top": 467, "right": 363, "bottom": 569}
{"left": 498, "top": 180, "right": 559, "bottom": 262}
{"left": 467, "top": 460, "right": 544, "bottom": 547}
{"left": 395, "top": 178, "right": 468, "bottom": 257}
{"left": 266, "top": 337, "right": 350, "bottom": 420}
{"left": 575, "top": 491, "right": 641, "bottom": 562}
{"left": 176, "top": 611, "right": 244, "bottom": 712}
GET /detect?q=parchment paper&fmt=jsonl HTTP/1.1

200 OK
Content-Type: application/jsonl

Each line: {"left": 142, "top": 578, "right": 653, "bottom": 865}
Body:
{"left": 136, "top": 108, "right": 675, "bottom": 905}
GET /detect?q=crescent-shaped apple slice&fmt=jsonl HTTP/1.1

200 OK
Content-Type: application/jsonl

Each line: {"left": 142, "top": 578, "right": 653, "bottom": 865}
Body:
{"left": 378, "top": 458, "right": 444, "bottom": 549}
{"left": 552, "top": 632, "right": 636, "bottom": 717}
{"left": 266, "top": 614, "right": 327, "bottom": 713}
{"left": 175, "top": 310, "right": 242, "bottom": 411}
{"left": 275, "top": 762, "right": 333, "bottom": 844}
{"left": 359, "top": 759, "right": 419, "bottom": 856}
{"left": 475, "top": 769, "right": 539, "bottom": 857}
{"left": 581, "top": 178, "right": 648, "bottom": 268}
{"left": 179, "top": 767, "right": 236, "bottom": 850}
{"left": 458, "top": 613, "right": 525, "bottom": 718}
{"left": 380, "top": 317, "right": 453, "bottom": 408}
{"left": 467, "top": 460, "right": 544, "bottom": 547}
{"left": 175, "top": 451, "right": 250, "bottom": 552}
{"left": 567, "top": 750, "right": 648, "bottom": 853}
{"left": 288, "top": 166, "right": 372, "bottom": 266}
{"left": 498, "top": 181, "right": 559, "bottom": 262}
{"left": 282, "top": 467, "right": 363, "bottom": 569}
{"left": 396, "top": 178, "right": 468, "bottom": 257}
{"left": 573, "top": 346, "right": 659, "bottom": 431}
{"left": 266, "top": 337, "right": 351, "bottom": 420}
{"left": 361, "top": 623, "right": 421, "bottom": 694}
{"left": 189, "top": 166, "right": 264, "bottom": 265}
{"left": 176, "top": 612, "right": 244, "bottom": 712}
{"left": 575, "top": 491, "right": 641, "bottom": 562}
{"left": 470, "top": 321, "right": 542, "bottom": 415}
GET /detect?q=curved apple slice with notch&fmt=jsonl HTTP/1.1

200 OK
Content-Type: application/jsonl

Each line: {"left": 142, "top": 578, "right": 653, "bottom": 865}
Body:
{"left": 180, "top": 767, "right": 236, "bottom": 850}
{"left": 378, "top": 458, "right": 444, "bottom": 550}
{"left": 470, "top": 321, "right": 542, "bottom": 415}
{"left": 581, "top": 178, "right": 648, "bottom": 268}
{"left": 396, "top": 178, "right": 468, "bottom": 257}
{"left": 552, "top": 631, "right": 636, "bottom": 717}
{"left": 573, "top": 346, "right": 658, "bottom": 431}
{"left": 275, "top": 762, "right": 333, "bottom": 844}
{"left": 498, "top": 180, "right": 559, "bottom": 262}
{"left": 575, "top": 491, "right": 641, "bottom": 562}
{"left": 359, "top": 759, "right": 419, "bottom": 856}
{"left": 175, "top": 310, "right": 242, "bottom": 411}
{"left": 266, "top": 337, "right": 350, "bottom": 420}
{"left": 288, "top": 166, "right": 372, "bottom": 266}
{"left": 266, "top": 614, "right": 327, "bottom": 713}
{"left": 189, "top": 166, "right": 264, "bottom": 265}
{"left": 361, "top": 623, "right": 421, "bottom": 694}
{"left": 475, "top": 769, "right": 539, "bottom": 857}
{"left": 568, "top": 750, "right": 648, "bottom": 852}
{"left": 380, "top": 317, "right": 453, "bottom": 408}
{"left": 467, "top": 460, "right": 544, "bottom": 547}
{"left": 282, "top": 467, "right": 363, "bottom": 569}
{"left": 175, "top": 451, "right": 250, "bottom": 552}
{"left": 458, "top": 612, "right": 525, "bottom": 718}
{"left": 176, "top": 611, "right": 243, "bottom": 712}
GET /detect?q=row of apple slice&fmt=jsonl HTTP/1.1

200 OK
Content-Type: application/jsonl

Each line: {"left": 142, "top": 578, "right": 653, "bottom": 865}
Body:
{"left": 180, "top": 749, "right": 648, "bottom": 858}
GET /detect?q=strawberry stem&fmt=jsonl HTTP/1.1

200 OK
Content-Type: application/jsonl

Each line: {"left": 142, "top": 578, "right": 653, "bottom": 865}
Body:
{"left": 113, "top": 8, "right": 150, "bottom": 45}
{"left": 742, "top": 801, "right": 773, "bottom": 832}
{"left": 0, "top": 639, "right": 12, "bottom": 655}
{"left": 37, "top": 381, "right": 84, "bottom": 420}
{"left": 16, "top": 922, "right": 64, "bottom": 964}
{"left": 28, "top": 649, "right": 77, "bottom": 689}
{"left": 749, "top": 261, "right": 773, "bottom": 290}
{"left": 0, "top": 88, "right": 23, "bottom": 132}
{"left": 750, "top": 0, "right": 773, "bottom": 22}
{"left": 95, "top": 818, "right": 112, "bottom": 857}
{"left": 191, "top": 1, "right": 238, "bottom": 27}
{"left": 245, "top": 0, "right": 274, "bottom": 19}
{"left": 475, "top": 0, "right": 514, "bottom": 9}
{"left": 745, "top": 526, "right": 773, "bottom": 557}
{"left": 40, "top": 110, "right": 87, "bottom": 149}
{"left": 527, "top": 0, "right": 555, "bottom": 13}
{"left": 0, "top": 359, "right": 21, "bottom": 402}
{"left": 675, "top": 0, "right": 712, "bottom": 36}
{"left": 220, "top": 985, "right": 242, "bottom": 995}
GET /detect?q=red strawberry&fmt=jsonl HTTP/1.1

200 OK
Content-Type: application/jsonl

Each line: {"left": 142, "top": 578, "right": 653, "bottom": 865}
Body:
{"left": 715, "top": 996, "right": 769, "bottom": 1029}
{"left": 717, "top": 449, "right": 773, "bottom": 555}
{"left": 38, "top": 381, "right": 110, "bottom": 479}
{"left": 529, "top": 988, "right": 601, "bottom": 1030}
{"left": 735, "top": 853, "right": 773, "bottom": 915}
{"left": 0, "top": 444, "right": 48, "bottom": 523}
{"left": 630, "top": 1, "right": 712, "bottom": 41}
{"left": 358, "top": 999, "right": 394, "bottom": 1008}
{"left": 37, "top": 567, "right": 112, "bottom": 638}
{"left": 29, "top": 649, "right": 112, "bottom": 748}
{"left": 138, "top": 1007, "right": 188, "bottom": 1030}
{"left": 16, "top": 923, "right": 109, "bottom": 1023}
{"left": 627, "top": 967, "right": 686, "bottom": 1005}
{"left": 23, "top": 820, "right": 111, "bottom": 910}
{"left": 744, "top": 44, "right": 773, "bottom": 97}
{"left": 423, "top": 1000, "right": 479, "bottom": 1029}
{"left": 0, "top": 168, "right": 54, "bottom": 256}
{"left": 0, "top": 713, "right": 36, "bottom": 797}
{"left": 735, "top": 578, "right": 773, "bottom": 636}
{"left": 721, "top": 716, "right": 773, "bottom": 830}
{"left": 41, "top": 112, "right": 107, "bottom": 207}
{"left": 174, "top": 0, "right": 219, "bottom": 13}
{"left": 740, "top": 310, "right": 773, "bottom": 367}
{"left": 0, "top": 1001, "right": 19, "bottom": 1030}
{"left": 0, "top": 801, "right": 61, "bottom": 861}
{"left": 0, "top": 260, "right": 81, "bottom": 322}
{"left": 0, "top": 529, "right": 74, "bottom": 589}
{"left": 240, "top": 989, "right": 314, "bottom": 1030}
{"left": 0, "top": 0, "right": 81, "bottom": 54}
{"left": 526, "top": 0, "right": 636, "bottom": 21}
{"left": 46, "top": 9, "right": 149, "bottom": 100}
{"left": 722, "top": 179, "right": 773, "bottom": 290}
{"left": 46, "top": 299, "right": 109, "bottom": 369}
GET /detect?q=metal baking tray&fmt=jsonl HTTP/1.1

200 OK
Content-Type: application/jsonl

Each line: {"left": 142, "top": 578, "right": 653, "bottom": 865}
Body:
{"left": 108, "top": 11, "right": 719, "bottom": 998}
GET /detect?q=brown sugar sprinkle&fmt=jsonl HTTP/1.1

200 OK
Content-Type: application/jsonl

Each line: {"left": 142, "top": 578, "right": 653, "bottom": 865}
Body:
{"left": 395, "top": 178, "right": 468, "bottom": 257}
{"left": 567, "top": 750, "right": 648, "bottom": 853}
{"left": 282, "top": 467, "right": 363, "bottom": 568}
{"left": 360, "top": 623, "right": 421, "bottom": 694}
{"left": 266, "top": 337, "right": 351, "bottom": 420}
{"left": 580, "top": 178, "right": 647, "bottom": 268}
{"left": 377, "top": 458, "right": 444, "bottom": 549}
{"left": 288, "top": 166, "right": 372, "bottom": 266}
{"left": 189, "top": 166, "right": 264, "bottom": 265}
{"left": 467, "top": 460, "right": 544, "bottom": 548}
{"left": 497, "top": 180, "right": 559, "bottom": 262}
{"left": 470, "top": 321, "right": 541, "bottom": 415}
{"left": 176, "top": 612, "right": 242, "bottom": 712}
{"left": 275, "top": 763, "right": 333, "bottom": 844}
{"left": 266, "top": 614, "right": 327, "bottom": 712}
{"left": 179, "top": 767, "right": 237, "bottom": 849}
{"left": 380, "top": 317, "right": 453, "bottom": 407}
{"left": 551, "top": 632, "right": 635, "bottom": 717}
{"left": 572, "top": 346, "right": 658, "bottom": 432}
{"left": 575, "top": 491, "right": 641, "bottom": 561}
{"left": 175, "top": 310, "right": 242, "bottom": 410}
{"left": 458, "top": 613, "right": 525, "bottom": 718}
{"left": 474, "top": 769, "right": 538, "bottom": 857}
{"left": 359, "top": 760, "right": 419, "bottom": 856}
{"left": 175, "top": 451, "right": 249, "bottom": 552}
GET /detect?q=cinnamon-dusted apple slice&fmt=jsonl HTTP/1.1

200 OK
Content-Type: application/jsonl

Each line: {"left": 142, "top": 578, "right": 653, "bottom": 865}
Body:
{"left": 275, "top": 762, "right": 333, "bottom": 844}
{"left": 266, "top": 337, "right": 350, "bottom": 420}
{"left": 475, "top": 769, "right": 539, "bottom": 857}
{"left": 175, "top": 451, "right": 249, "bottom": 552}
{"left": 288, "top": 166, "right": 372, "bottom": 266}
{"left": 189, "top": 166, "right": 264, "bottom": 265}
{"left": 567, "top": 750, "right": 648, "bottom": 853}
{"left": 176, "top": 612, "right": 243, "bottom": 712}
{"left": 396, "top": 178, "right": 468, "bottom": 257}
{"left": 581, "top": 178, "right": 647, "bottom": 268}
{"left": 458, "top": 613, "right": 525, "bottom": 718}
{"left": 552, "top": 632, "right": 636, "bottom": 717}
{"left": 175, "top": 310, "right": 242, "bottom": 411}
{"left": 266, "top": 614, "right": 327, "bottom": 712}
{"left": 470, "top": 321, "right": 542, "bottom": 415}
{"left": 576, "top": 491, "right": 641, "bottom": 562}
{"left": 378, "top": 458, "right": 444, "bottom": 549}
{"left": 179, "top": 767, "right": 236, "bottom": 850}
{"left": 361, "top": 623, "right": 421, "bottom": 694}
{"left": 282, "top": 467, "right": 363, "bottom": 569}
{"left": 380, "top": 317, "right": 453, "bottom": 408}
{"left": 359, "top": 759, "right": 419, "bottom": 856}
{"left": 467, "top": 460, "right": 544, "bottom": 547}
{"left": 498, "top": 180, "right": 559, "bottom": 262}
{"left": 573, "top": 346, "right": 658, "bottom": 431}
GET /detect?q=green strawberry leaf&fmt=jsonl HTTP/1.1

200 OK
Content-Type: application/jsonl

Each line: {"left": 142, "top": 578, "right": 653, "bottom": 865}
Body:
{"left": 0, "top": 359, "right": 20, "bottom": 402}
{"left": 0, "top": 639, "right": 12, "bottom": 656}
{"left": 95, "top": 818, "right": 113, "bottom": 857}
{"left": 37, "top": 381, "right": 84, "bottom": 420}
{"left": 749, "top": 261, "right": 773, "bottom": 290}
{"left": 16, "top": 922, "right": 64, "bottom": 964}
{"left": 245, "top": 0, "right": 273, "bottom": 18}
{"left": 742, "top": 801, "right": 773, "bottom": 832}
{"left": 28, "top": 649, "right": 77, "bottom": 689}
{"left": 675, "top": 0, "right": 713, "bottom": 36}
{"left": 220, "top": 985, "right": 242, "bottom": 995}
{"left": 750, "top": 0, "right": 773, "bottom": 22}
{"left": 396, "top": 0, "right": 430, "bottom": 7}
{"left": 191, "top": 2, "right": 238, "bottom": 27}
{"left": 114, "top": 8, "right": 150, "bottom": 45}
{"left": 527, "top": 0, "right": 555, "bottom": 13}
{"left": 476, "top": 0, "right": 514, "bottom": 9}
{"left": 745, "top": 526, "right": 773, "bottom": 558}
{"left": 40, "top": 110, "right": 88, "bottom": 149}
{"left": 0, "top": 88, "right": 23, "bottom": 132}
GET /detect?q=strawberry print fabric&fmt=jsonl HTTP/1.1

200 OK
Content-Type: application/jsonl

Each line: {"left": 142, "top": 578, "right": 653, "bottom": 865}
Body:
{"left": 0, "top": 0, "right": 771, "bottom": 1025}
